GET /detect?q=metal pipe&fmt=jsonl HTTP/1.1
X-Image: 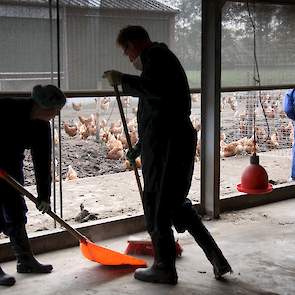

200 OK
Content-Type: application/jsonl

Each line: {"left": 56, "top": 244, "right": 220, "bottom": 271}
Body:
{"left": 49, "top": 0, "right": 57, "bottom": 228}
{"left": 1, "top": 84, "right": 295, "bottom": 98}
{"left": 56, "top": 0, "right": 63, "bottom": 219}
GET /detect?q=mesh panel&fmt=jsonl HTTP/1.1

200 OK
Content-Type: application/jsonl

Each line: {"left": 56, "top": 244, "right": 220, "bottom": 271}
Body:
{"left": 222, "top": 2, "right": 295, "bottom": 87}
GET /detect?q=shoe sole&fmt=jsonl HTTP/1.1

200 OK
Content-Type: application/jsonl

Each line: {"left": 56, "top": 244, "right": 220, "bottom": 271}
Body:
{"left": 17, "top": 267, "right": 53, "bottom": 274}
{"left": 214, "top": 267, "right": 233, "bottom": 279}
{"left": 134, "top": 273, "right": 177, "bottom": 285}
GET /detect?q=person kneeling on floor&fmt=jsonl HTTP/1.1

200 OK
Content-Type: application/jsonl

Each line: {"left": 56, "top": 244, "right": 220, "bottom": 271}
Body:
{"left": 0, "top": 84, "right": 66, "bottom": 286}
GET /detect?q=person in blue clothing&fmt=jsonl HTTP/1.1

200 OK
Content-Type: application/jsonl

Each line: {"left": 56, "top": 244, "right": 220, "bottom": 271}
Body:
{"left": 283, "top": 88, "right": 295, "bottom": 181}
{"left": 0, "top": 85, "right": 66, "bottom": 287}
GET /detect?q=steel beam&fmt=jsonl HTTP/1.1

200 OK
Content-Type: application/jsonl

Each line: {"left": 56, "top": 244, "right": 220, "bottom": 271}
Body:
{"left": 201, "top": 0, "right": 223, "bottom": 218}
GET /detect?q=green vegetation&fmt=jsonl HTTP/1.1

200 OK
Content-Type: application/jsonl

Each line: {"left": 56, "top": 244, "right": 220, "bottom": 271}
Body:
{"left": 186, "top": 67, "right": 295, "bottom": 88}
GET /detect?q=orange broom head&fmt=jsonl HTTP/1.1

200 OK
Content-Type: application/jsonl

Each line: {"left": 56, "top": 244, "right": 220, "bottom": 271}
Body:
{"left": 125, "top": 239, "right": 183, "bottom": 257}
{"left": 80, "top": 239, "right": 147, "bottom": 267}
{"left": 0, "top": 169, "right": 7, "bottom": 178}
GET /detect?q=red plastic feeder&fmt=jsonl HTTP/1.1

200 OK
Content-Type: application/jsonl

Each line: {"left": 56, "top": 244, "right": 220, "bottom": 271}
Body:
{"left": 237, "top": 154, "right": 273, "bottom": 194}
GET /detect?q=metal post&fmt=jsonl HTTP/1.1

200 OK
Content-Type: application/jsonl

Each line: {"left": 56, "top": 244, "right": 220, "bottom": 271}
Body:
{"left": 201, "top": 0, "right": 224, "bottom": 218}
{"left": 56, "top": 0, "right": 63, "bottom": 219}
{"left": 95, "top": 97, "right": 101, "bottom": 143}
{"left": 49, "top": 0, "right": 57, "bottom": 228}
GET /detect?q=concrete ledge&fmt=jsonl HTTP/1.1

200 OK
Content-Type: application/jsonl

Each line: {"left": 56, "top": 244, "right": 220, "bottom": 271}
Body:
{"left": 220, "top": 184, "right": 295, "bottom": 212}
{"left": 0, "top": 213, "right": 145, "bottom": 262}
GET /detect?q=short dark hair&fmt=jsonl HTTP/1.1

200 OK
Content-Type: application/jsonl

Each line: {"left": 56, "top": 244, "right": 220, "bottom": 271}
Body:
{"left": 116, "top": 26, "right": 150, "bottom": 47}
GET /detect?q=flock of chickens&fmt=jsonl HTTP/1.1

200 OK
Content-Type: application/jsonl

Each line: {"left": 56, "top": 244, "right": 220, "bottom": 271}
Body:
{"left": 60, "top": 91, "right": 292, "bottom": 180}
{"left": 219, "top": 92, "right": 293, "bottom": 158}
{"left": 61, "top": 97, "right": 140, "bottom": 180}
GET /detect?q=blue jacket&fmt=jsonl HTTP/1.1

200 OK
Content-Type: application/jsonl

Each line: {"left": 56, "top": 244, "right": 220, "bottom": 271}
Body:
{"left": 283, "top": 89, "right": 295, "bottom": 120}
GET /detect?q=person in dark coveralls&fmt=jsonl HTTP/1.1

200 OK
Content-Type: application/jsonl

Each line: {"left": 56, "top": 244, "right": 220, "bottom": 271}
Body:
{"left": 103, "top": 26, "right": 232, "bottom": 285}
{"left": 0, "top": 85, "right": 66, "bottom": 286}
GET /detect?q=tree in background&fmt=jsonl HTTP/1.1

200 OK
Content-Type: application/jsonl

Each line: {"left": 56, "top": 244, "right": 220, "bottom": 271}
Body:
{"left": 160, "top": 0, "right": 295, "bottom": 85}
{"left": 159, "top": 0, "right": 202, "bottom": 74}
{"left": 173, "top": 0, "right": 201, "bottom": 71}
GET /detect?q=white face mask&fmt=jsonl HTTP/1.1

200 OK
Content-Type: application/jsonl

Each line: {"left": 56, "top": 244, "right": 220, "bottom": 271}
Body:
{"left": 132, "top": 55, "right": 143, "bottom": 71}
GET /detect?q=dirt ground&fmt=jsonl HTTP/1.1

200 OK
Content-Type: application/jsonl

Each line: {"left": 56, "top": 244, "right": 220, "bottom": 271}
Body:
{"left": 23, "top": 135, "right": 126, "bottom": 187}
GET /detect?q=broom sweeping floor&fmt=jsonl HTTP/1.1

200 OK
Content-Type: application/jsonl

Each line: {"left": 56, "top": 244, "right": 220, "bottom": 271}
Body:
{"left": 2, "top": 198, "right": 295, "bottom": 295}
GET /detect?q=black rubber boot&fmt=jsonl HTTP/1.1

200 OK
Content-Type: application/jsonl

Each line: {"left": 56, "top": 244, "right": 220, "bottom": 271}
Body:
{"left": 134, "top": 262, "right": 178, "bottom": 285}
{"left": 211, "top": 254, "right": 232, "bottom": 279}
{"left": 188, "top": 214, "right": 232, "bottom": 279}
{"left": 9, "top": 225, "right": 53, "bottom": 274}
{"left": 134, "top": 230, "right": 178, "bottom": 285}
{"left": 0, "top": 266, "right": 15, "bottom": 286}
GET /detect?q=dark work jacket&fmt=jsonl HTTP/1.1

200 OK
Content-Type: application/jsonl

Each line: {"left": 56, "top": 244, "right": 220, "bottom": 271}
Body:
{"left": 0, "top": 98, "right": 52, "bottom": 203}
{"left": 122, "top": 42, "right": 196, "bottom": 194}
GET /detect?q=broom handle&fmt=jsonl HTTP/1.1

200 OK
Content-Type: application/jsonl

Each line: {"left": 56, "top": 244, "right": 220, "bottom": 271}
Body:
{"left": 114, "top": 84, "right": 144, "bottom": 202}
{"left": 0, "top": 171, "right": 87, "bottom": 243}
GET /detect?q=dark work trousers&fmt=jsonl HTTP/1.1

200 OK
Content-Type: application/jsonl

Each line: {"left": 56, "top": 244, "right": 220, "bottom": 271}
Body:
{"left": 141, "top": 121, "right": 197, "bottom": 267}
{"left": 0, "top": 165, "right": 28, "bottom": 236}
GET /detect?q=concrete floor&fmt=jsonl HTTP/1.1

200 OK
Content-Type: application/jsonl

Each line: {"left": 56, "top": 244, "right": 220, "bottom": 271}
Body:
{"left": 2, "top": 199, "right": 295, "bottom": 295}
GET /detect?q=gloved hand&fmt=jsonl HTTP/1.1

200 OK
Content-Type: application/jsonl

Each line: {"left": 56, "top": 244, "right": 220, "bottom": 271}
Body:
{"left": 126, "top": 143, "right": 141, "bottom": 165}
{"left": 102, "top": 70, "right": 123, "bottom": 86}
{"left": 36, "top": 199, "right": 51, "bottom": 214}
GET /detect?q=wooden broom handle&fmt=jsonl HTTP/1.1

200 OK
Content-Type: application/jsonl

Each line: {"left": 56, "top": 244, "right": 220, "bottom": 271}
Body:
{"left": 113, "top": 84, "right": 144, "bottom": 202}
{"left": 0, "top": 170, "right": 87, "bottom": 243}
